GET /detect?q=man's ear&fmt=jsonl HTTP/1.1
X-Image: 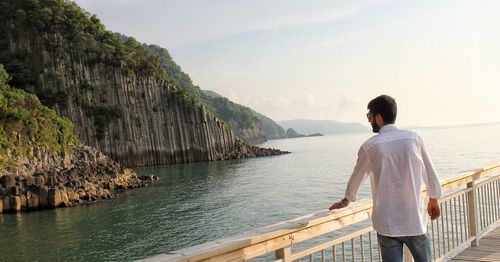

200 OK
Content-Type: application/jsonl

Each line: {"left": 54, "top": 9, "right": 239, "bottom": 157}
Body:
{"left": 375, "top": 114, "right": 384, "bottom": 125}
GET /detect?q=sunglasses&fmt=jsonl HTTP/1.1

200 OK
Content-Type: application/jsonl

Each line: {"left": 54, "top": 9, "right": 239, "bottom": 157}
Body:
{"left": 366, "top": 112, "right": 373, "bottom": 121}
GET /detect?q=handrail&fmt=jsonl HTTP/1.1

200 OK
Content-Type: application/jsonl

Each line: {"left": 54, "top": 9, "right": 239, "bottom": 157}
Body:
{"left": 146, "top": 199, "right": 374, "bottom": 262}
{"left": 143, "top": 161, "right": 500, "bottom": 262}
{"left": 422, "top": 160, "right": 500, "bottom": 196}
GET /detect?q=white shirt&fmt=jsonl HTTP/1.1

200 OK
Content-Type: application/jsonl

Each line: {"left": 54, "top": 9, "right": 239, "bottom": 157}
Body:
{"left": 344, "top": 124, "right": 442, "bottom": 237}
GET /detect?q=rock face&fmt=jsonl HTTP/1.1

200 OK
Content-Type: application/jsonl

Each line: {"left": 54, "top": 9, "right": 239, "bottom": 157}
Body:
{"left": 6, "top": 27, "right": 286, "bottom": 167}
{"left": 0, "top": 146, "right": 158, "bottom": 213}
{"left": 228, "top": 119, "right": 267, "bottom": 145}
{"left": 251, "top": 110, "right": 287, "bottom": 140}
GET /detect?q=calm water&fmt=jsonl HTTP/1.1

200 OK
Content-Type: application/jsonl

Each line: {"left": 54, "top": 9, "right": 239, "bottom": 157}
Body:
{"left": 1, "top": 123, "right": 500, "bottom": 261}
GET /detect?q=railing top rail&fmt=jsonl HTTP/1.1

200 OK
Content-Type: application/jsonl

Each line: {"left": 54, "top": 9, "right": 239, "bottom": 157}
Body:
{"left": 423, "top": 160, "right": 500, "bottom": 196}
{"left": 145, "top": 198, "right": 373, "bottom": 262}
{"left": 144, "top": 161, "right": 500, "bottom": 262}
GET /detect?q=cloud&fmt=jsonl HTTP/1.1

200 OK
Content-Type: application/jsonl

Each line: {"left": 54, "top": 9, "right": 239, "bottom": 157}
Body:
{"left": 337, "top": 93, "right": 362, "bottom": 110}
{"left": 200, "top": 0, "right": 398, "bottom": 47}
{"left": 197, "top": 1, "right": 391, "bottom": 48}
{"left": 243, "top": 6, "right": 362, "bottom": 33}
{"left": 75, "top": 0, "right": 393, "bottom": 48}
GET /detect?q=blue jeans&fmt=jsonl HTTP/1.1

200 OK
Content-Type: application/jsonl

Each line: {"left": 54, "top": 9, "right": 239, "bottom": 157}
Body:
{"left": 377, "top": 233, "right": 432, "bottom": 262}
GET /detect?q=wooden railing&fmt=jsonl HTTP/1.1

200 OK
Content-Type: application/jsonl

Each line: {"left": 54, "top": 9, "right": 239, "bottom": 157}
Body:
{"left": 143, "top": 162, "right": 500, "bottom": 262}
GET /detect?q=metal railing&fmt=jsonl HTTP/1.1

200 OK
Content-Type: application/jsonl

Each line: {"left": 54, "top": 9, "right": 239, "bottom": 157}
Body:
{"left": 144, "top": 161, "right": 500, "bottom": 262}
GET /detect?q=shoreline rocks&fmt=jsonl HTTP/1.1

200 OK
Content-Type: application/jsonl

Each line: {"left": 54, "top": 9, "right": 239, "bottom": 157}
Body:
{"left": 0, "top": 146, "right": 158, "bottom": 213}
{"left": 0, "top": 141, "right": 288, "bottom": 213}
{"left": 232, "top": 139, "right": 289, "bottom": 159}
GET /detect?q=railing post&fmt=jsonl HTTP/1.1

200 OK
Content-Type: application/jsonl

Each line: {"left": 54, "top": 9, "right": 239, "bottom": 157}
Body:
{"left": 466, "top": 181, "right": 479, "bottom": 246}
{"left": 404, "top": 245, "right": 414, "bottom": 262}
{"left": 275, "top": 246, "right": 292, "bottom": 262}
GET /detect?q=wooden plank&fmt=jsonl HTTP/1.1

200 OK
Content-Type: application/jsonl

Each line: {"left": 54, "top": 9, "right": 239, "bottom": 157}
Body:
{"left": 450, "top": 227, "right": 500, "bottom": 262}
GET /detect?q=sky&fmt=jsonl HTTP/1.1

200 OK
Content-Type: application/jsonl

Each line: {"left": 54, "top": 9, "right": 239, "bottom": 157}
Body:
{"left": 73, "top": 0, "right": 500, "bottom": 127}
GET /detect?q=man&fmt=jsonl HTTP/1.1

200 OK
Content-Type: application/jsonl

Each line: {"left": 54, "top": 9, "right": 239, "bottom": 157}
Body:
{"left": 329, "top": 95, "right": 441, "bottom": 262}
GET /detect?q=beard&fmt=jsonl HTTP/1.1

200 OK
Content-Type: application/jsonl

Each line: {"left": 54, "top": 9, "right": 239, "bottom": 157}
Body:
{"left": 371, "top": 122, "right": 380, "bottom": 133}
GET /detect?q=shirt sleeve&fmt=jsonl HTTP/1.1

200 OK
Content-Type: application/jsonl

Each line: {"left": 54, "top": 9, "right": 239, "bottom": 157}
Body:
{"left": 419, "top": 135, "right": 442, "bottom": 199}
{"left": 344, "top": 146, "right": 371, "bottom": 202}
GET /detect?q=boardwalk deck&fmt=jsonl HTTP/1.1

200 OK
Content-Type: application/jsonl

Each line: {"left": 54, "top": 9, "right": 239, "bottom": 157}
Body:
{"left": 450, "top": 226, "right": 500, "bottom": 262}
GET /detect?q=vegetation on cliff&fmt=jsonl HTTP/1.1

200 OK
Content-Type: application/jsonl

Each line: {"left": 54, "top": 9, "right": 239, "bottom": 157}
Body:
{"left": 143, "top": 44, "right": 261, "bottom": 130}
{"left": 0, "top": 0, "right": 168, "bottom": 140}
{"left": 0, "top": 64, "right": 79, "bottom": 168}
{"left": 143, "top": 44, "right": 290, "bottom": 141}
{"left": 0, "top": 0, "right": 163, "bottom": 94}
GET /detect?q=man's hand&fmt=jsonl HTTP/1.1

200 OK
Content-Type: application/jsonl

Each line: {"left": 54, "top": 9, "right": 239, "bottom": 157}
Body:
{"left": 427, "top": 198, "right": 440, "bottom": 220}
{"left": 329, "top": 198, "right": 350, "bottom": 210}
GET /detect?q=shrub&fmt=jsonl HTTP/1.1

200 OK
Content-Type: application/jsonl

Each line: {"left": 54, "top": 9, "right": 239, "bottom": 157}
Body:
{"left": 0, "top": 65, "right": 79, "bottom": 168}
{"left": 84, "top": 104, "right": 122, "bottom": 140}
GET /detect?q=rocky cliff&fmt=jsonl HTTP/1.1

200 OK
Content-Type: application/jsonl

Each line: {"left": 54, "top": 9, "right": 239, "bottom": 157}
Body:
{"left": 251, "top": 110, "right": 287, "bottom": 140}
{"left": 1, "top": 1, "right": 286, "bottom": 167}
{"left": 230, "top": 121, "right": 266, "bottom": 145}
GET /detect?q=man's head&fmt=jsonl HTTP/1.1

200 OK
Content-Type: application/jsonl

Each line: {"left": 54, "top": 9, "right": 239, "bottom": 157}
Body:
{"left": 367, "top": 95, "right": 397, "bottom": 133}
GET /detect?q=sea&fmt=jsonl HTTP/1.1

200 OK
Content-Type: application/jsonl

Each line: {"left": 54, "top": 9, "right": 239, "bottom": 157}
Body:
{"left": 1, "top": 123, "right": 499, "bottom": 261}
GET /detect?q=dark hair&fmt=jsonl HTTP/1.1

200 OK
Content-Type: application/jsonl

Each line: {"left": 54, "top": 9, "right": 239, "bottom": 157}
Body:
{"left": 367, "top": 95, "right": 397, "bottom": 124}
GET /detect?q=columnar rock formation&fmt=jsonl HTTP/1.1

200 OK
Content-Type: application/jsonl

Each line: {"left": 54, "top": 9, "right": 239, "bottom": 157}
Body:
{"left": 6, "top": 28, "right": 286, "bottom": 167}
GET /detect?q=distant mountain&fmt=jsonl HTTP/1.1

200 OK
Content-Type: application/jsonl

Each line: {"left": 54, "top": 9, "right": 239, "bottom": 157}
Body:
{"left": 278, "top": 119, "right": 368, "bottom": 135}
{"left": 284, "top": 128, "right": 324, "bottom": 139}
{"left": 286, "top": 128, "right": 305, "bottom": 138}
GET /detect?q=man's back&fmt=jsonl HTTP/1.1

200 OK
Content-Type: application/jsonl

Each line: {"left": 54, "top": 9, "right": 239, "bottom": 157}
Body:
{"left": 361, "top": 124, "right": 432, "bottom": 236}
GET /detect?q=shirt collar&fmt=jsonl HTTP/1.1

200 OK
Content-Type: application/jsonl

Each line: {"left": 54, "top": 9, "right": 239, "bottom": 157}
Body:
{"left": 379, "top": 124, "right": 398, "bottom": 133}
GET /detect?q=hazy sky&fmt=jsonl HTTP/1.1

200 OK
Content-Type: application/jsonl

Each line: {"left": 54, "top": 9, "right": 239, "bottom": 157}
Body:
{"left": 74, "top": 0, "right": 500, "bottom": 127}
